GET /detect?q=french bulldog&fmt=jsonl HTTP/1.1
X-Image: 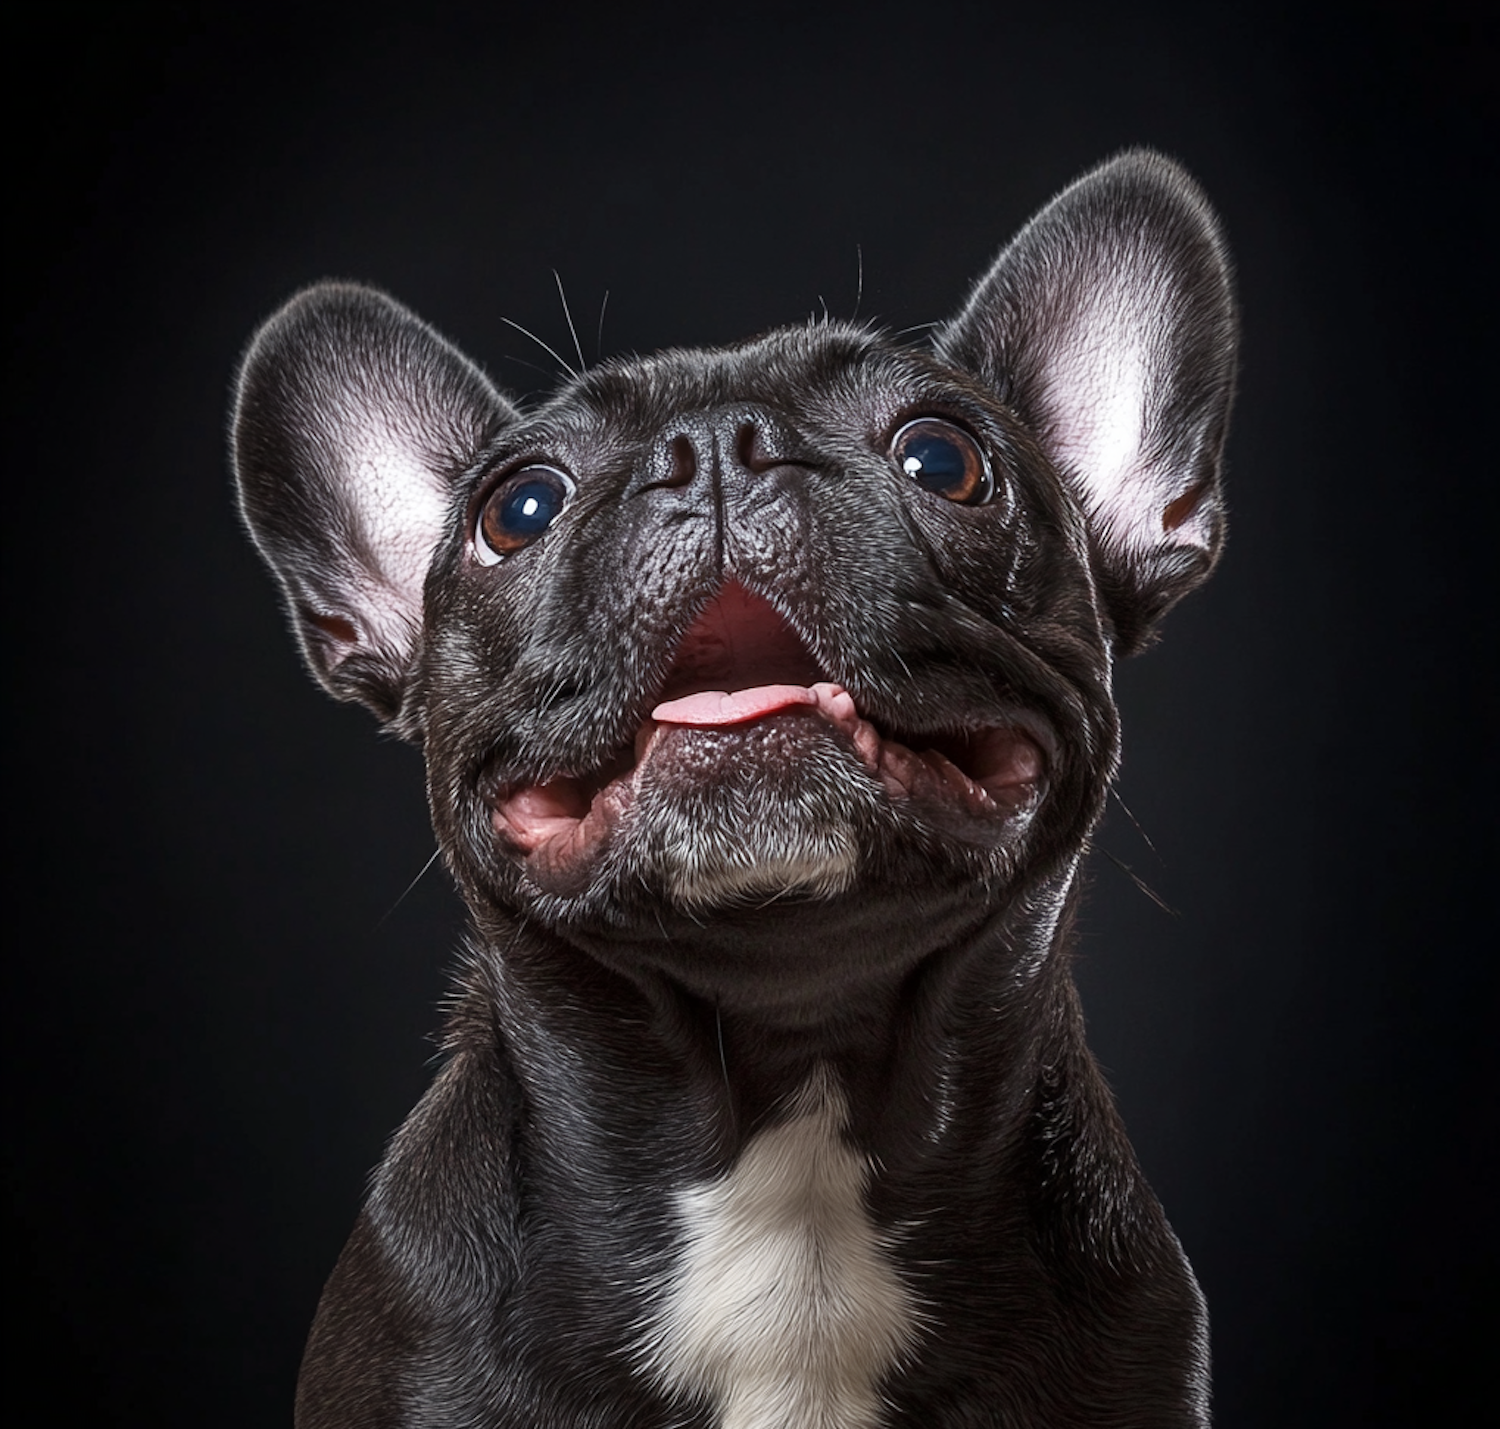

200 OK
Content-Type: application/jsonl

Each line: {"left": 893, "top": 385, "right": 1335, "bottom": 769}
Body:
{"left": 233, "top": 148, "right": 1236, "bottom": 1428}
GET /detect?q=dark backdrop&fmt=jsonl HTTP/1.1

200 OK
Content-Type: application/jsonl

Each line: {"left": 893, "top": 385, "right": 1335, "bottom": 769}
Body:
{"left": 10, "top": 3, "right": 1491, "bottom": 1424}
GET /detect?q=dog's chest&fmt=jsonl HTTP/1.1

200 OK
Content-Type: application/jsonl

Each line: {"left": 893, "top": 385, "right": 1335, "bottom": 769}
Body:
{"left": 636, "top": 1069, "right": 916, "bottom": 1429}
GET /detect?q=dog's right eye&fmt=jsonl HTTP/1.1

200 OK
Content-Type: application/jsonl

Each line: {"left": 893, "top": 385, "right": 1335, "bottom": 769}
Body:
{"left": 473, "top": 466, "right": 576, "bottom": 566}
{"left": 891, "top": 418, "right": 994, "bottom": 505}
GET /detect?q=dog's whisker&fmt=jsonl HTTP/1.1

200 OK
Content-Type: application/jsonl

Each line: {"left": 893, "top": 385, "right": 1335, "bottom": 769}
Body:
{"left": 495, "top": 351, "right": 563, "bottom": 382}
{"left": 1102, "top": 849, "right": 1180, "bottom": 918}
{"left": 374, "top": 845, "right": 444, "bottom": 928}
{"left": 714, "top": 1000, "right": 735, "bottom": 1135}
{"left": 499, "top": 315, "right": 578, "bottom": 380}
{"left": 1109, "top": 785, "right": 1163, "bottom": 862}
{"left": 553, "top": 269, "right": 588, "bottom": 374}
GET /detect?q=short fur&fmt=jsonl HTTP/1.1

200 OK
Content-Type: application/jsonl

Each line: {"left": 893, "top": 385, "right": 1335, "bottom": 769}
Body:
{"left": 233, "top": 150, "right": 1236, "bottom": 1427}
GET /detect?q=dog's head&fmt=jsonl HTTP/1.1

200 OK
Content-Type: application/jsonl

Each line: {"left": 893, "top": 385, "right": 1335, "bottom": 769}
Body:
{"left": 233, "top": 151, "right": 1234, "bottom": 1005}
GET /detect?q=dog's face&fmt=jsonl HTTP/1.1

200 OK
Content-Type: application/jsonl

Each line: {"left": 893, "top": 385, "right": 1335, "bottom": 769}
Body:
{"left": 422, "top": 328, "right": 1102, "bottom": 914}
{"left": 234, "top": 152, "right": 1235, "bottom": 1013}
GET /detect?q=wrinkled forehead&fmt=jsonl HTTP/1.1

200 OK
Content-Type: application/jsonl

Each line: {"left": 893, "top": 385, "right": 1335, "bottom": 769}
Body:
{"left": 486, "top": 324, "right": 1008, "bottom": 461}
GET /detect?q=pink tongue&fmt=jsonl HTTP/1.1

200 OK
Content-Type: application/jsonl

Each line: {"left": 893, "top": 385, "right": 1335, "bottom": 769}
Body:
{"left": 652, "top": 684, "right": 818, "bottom": 727}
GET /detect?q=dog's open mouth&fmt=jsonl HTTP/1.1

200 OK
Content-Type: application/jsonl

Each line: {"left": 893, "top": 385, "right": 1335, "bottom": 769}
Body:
{"left": 491, "top": 584, "right": 1048, "bottom": 884}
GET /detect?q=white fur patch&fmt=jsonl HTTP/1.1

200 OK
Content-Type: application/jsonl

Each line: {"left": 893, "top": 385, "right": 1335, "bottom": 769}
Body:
{"left": 637, "top": 1067, "right": 915, "bottom": 1429}
{"left": 667, "top": 835, "right": 860, "bottom": 909}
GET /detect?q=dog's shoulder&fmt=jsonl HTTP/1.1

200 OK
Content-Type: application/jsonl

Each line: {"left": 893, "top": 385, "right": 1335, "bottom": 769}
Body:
{"left": 295, "top": 1038, "right": 530, "bottom": 1426}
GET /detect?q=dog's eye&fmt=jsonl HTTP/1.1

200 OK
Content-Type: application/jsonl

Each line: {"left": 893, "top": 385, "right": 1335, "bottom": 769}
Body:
{"left": 473, "top": 466, "right": 576, "bottom": 565}
{"left": 891, "top": 419, "right": 993, "bottom": 505}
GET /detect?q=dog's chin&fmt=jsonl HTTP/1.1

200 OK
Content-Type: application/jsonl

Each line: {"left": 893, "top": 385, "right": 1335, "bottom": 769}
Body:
{"left": 622, "top": 717, "right": 879, "bottom": 909}
{"left": 489, "top": 700, "right": 1049, "bottom": 910}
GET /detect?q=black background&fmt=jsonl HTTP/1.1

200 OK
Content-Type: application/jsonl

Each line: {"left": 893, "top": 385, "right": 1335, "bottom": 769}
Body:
{"left": 10, "top": 3, "right": 1492, "bottom": 1424}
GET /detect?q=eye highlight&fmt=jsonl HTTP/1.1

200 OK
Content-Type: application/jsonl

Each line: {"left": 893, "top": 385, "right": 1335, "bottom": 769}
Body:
{"left": 473, "top": 466, "right": 576, "bottom": 565}
{"left": 891, "top": 418, "right": 993, "bottom": 505}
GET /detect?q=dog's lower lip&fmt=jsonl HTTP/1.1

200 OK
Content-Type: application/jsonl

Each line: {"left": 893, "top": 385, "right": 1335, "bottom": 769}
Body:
{"left": 489, "top": 687, "right": 1049, "bottom": 885}
{"left": 491, "top": 765, "right": 631, "bottom": 891}
{"left": 875, "top": 723, "right": 1046, "bottom": 816}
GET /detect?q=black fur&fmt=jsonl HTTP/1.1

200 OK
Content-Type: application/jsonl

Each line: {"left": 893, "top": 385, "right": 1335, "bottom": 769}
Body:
{"left": 233, "top": 149, "right": 1236, "bottom": 1427}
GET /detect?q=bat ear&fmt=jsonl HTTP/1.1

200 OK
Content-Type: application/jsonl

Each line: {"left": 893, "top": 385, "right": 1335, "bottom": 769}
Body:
{"left": 232, "top": 283, "right": 516, "bottom": 721}
{"left": 934, "top": 150, "right": 1237, "bottom": 653}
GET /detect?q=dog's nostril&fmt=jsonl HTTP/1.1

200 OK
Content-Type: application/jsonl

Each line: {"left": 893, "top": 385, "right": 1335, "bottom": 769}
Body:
{"left": 736, "top": 419, "right": 818, "bottom": 474}
{"left": 664, "top": 434, "right": 697, "bottom": 488}
{"left": 736, "top": 421, "right": 778, "bottom": 474}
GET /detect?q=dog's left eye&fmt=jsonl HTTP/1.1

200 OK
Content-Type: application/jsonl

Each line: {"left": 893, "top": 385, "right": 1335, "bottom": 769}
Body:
{"left": 473, "top": 466, "right": 576, "bottom": 565}
{"left": 891, "top": 418, "right": 993, "bottom": 505}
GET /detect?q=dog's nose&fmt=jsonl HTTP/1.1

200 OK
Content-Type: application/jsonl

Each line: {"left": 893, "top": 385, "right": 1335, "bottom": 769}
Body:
{"left": 637, "top": 409, "right": 816, "bottom": 500}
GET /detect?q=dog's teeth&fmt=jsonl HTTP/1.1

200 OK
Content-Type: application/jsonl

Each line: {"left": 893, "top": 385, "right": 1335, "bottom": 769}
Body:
{"left": 851, "top": 718, "right": 882, "bottom": 772}
{"left": 810, "top": 681, "right": 858, "bottom": 729}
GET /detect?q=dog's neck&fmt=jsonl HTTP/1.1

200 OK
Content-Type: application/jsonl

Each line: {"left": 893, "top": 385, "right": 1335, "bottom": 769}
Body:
{"left": 468, "top": 858, "right": 1081, "bottom": 1183}
{"left": 444, "top": 866, "right": 1108, "bottom": 1429}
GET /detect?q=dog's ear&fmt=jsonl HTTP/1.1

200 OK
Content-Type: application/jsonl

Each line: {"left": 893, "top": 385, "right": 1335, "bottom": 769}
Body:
{"left": 934, "top": 150, "right": 1237, "bottom": 653}
{"left": 233, "top": 283, "right": 515, "bottom": 720}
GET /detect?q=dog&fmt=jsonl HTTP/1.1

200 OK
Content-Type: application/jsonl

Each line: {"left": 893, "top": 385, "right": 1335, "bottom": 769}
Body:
{"left": 232, "top": 148, "right": 1236, "bottom": 1428}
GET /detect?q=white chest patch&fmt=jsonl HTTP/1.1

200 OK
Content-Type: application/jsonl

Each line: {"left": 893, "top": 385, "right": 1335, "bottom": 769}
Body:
{"left": 636, "top": 1068, "right": 916, "bottom": 1429}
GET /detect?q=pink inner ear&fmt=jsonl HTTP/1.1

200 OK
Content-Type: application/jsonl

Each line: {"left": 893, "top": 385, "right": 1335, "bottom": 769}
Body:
{"left": 308, "top": 611, "right": 358, "bottom": 645}
{"left": 1162, "top": 480, "right": 1209, "bottom": 532}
